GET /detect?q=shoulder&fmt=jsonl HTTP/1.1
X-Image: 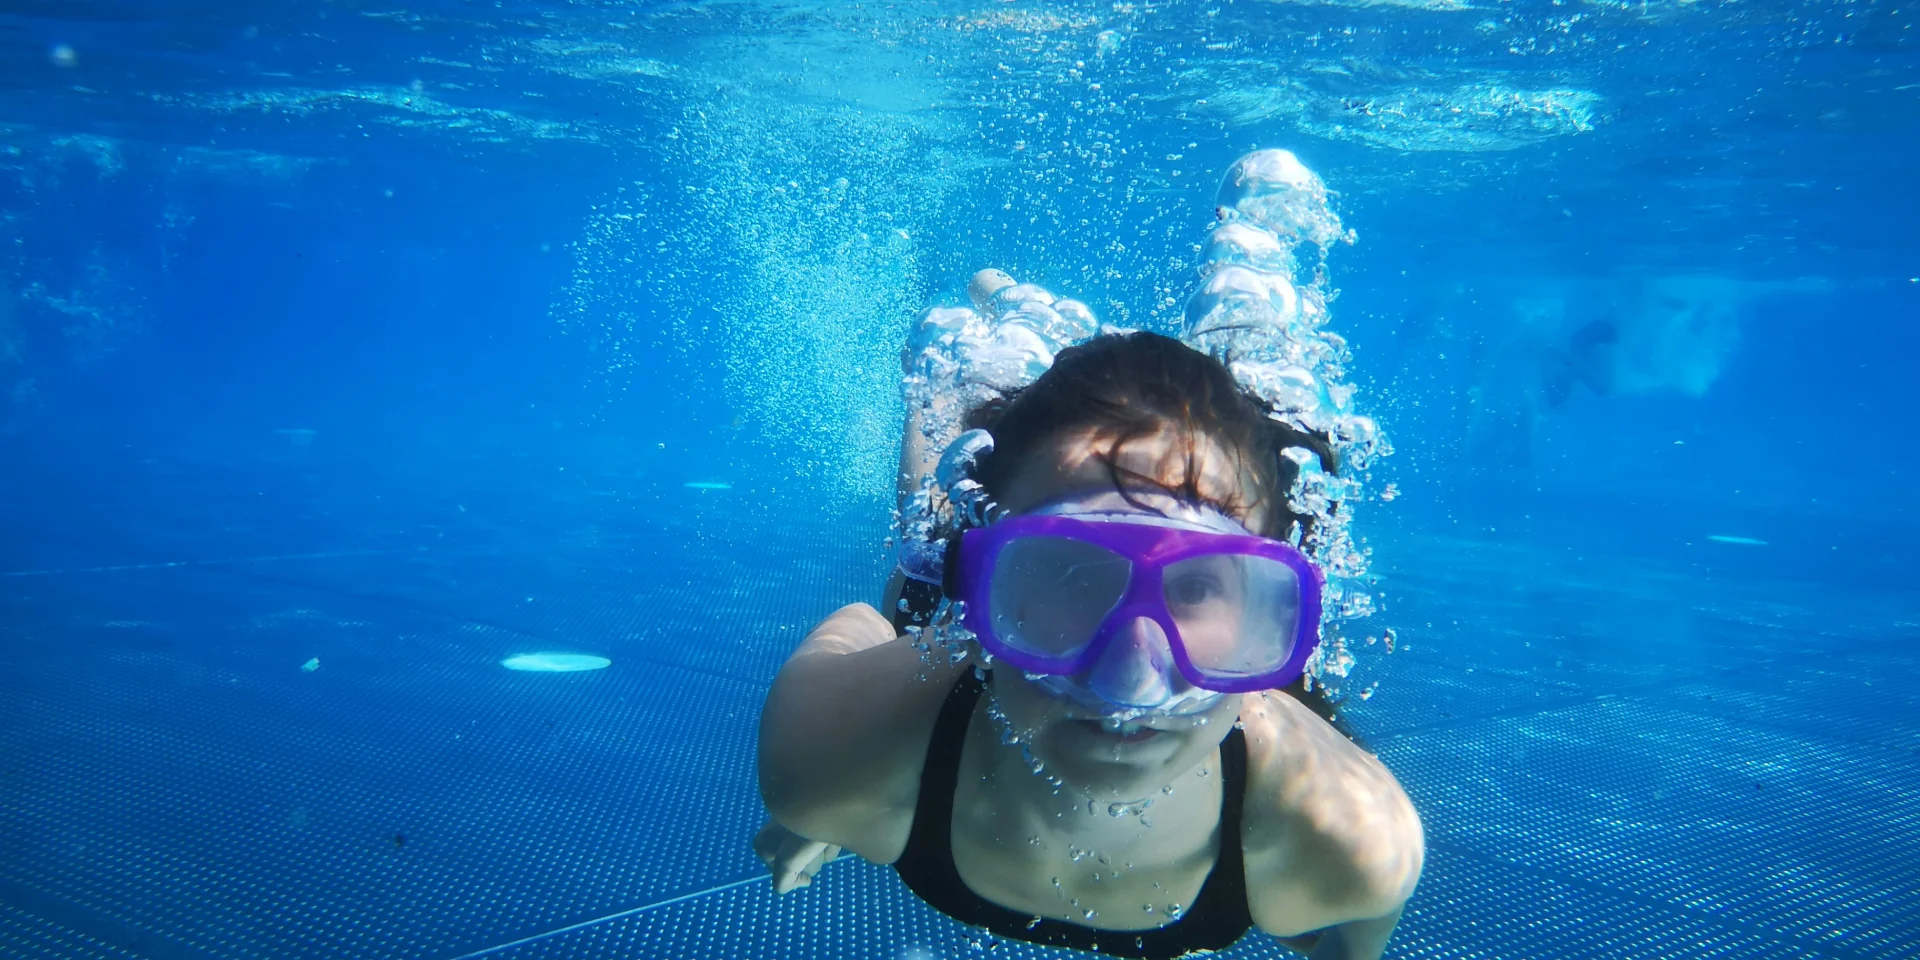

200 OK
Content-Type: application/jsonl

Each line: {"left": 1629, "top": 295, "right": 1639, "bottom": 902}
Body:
{"left": 758, "top": 603, "right": 964, "bottom": 864}
{"left": 1234, "top": 690, "right": 1425, "bottom": 936}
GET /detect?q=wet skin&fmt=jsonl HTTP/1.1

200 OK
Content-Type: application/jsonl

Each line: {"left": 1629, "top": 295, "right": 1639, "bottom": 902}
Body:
{"left": 757, "top": 424, "right": 1423, "bottom": 956}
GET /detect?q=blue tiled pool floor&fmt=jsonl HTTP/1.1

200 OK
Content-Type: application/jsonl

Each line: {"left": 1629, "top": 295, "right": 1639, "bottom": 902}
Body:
{"left": 1, "top": 475, "right": 1914, "bottom": 960}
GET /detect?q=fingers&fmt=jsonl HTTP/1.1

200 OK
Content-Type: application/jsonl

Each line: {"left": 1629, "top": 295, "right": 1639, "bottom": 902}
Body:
{"left": 798, "top": 842, "right": 840, "bottom": 879}
{"left": 751, "top": 821, "right": 787, "bottom": 866}
{"left": 752, "top": 821, "right": 853, "bottom": 896}
{"left": 771, "top": 843, "right": 847, "bottom": 894}
{"left": 817, "top": 844, "right": 843, "bottom": 873}
{"left": 798, "top": 843, "right": 828, "bottom": 876}
{"left": 771, "top": 867, "right": 807, "bottom": 895}
{"left": 778, "top": 844, "right": 840, "bottom": 893}
{"left": 755, "top": 823, "right": 811, "bottom": 873}
{"left": 777, "top": 849, "right": 827, "bottom": 892}
{"left": 759, "top": 831, "right": 833, "bottom": 895}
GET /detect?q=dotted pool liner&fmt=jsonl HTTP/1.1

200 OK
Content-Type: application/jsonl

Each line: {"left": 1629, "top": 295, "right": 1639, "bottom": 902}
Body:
{"left": 0, "top": 517, "right": 1914, "bottom": 959}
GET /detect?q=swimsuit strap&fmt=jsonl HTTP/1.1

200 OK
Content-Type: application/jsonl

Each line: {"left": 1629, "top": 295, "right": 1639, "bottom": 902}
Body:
{"left": 895, "top": 670, "right": 1254, "bottom": 959}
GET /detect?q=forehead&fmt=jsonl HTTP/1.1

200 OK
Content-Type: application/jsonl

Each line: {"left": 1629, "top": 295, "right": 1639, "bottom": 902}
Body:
{"left": 996, "top": 424, "right": 1267, "bottom": 527}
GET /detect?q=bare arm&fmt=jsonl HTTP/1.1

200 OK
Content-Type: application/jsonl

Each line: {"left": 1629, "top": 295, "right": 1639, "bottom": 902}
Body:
{"left": 1238, "top": 691, "right": 1424, "bottom": 942}
{"left": 757, "top": 603, "right": 962, "bottom": 863}
{"left": 1308, "top": 906, "right": 1404, "bottom": 960}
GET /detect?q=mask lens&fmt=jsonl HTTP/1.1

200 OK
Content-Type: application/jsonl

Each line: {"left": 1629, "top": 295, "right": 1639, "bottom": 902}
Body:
{"left": 989, "top": 536, "right": 1131, "bottom": 661}
{"left": 1163, "top": 553, "right": 1301, "bottom": 678}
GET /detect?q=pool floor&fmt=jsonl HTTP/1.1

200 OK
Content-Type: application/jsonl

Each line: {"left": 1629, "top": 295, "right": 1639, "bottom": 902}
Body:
{"left": 1, "top": 455, "right": 1914, "bottom": 960}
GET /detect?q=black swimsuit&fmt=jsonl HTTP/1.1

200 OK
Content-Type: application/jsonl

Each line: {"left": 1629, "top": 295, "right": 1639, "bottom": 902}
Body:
{"left": 893, "top": 670, "right": 1256, "bottom": 959}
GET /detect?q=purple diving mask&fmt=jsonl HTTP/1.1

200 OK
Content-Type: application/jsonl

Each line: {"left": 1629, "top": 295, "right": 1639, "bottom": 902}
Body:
{"left": 949, "top": 507, "right": 1324, "bottom": 711}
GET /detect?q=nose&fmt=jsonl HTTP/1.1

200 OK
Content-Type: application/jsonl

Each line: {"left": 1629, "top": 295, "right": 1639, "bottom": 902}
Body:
{"left": 1086, "top": 616, "right": 1181, "bottom": 710}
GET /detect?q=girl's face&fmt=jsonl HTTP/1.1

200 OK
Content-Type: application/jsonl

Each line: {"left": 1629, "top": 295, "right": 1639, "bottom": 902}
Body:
{"left": 979, "top": 424, "right": 1265, "bottom": 801}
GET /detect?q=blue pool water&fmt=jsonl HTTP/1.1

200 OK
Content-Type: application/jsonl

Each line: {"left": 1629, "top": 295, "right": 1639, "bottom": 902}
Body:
{"left": 1, "top": 2, "right": 1915, "bottom": 958}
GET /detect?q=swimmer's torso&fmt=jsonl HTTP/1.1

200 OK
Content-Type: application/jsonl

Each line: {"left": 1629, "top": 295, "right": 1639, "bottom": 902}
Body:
{"left": 758, "top": 603, "right": 1423, "bottom": 941}
{"left": 948, "top": 688, "right": 1226, "bottom": 928}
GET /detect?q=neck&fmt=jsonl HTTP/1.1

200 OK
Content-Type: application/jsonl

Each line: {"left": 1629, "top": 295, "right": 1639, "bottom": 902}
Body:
{"left": 966, "top": 696, "right": 1225, "bottom": 853}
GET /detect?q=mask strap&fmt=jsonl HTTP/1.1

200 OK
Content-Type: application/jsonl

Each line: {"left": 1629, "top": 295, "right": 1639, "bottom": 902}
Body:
{"left": 899, "top": 428, "right": 1000, "bottom": 589}
{"left": 935, "top": 428, "right": 999, "bottom": 528}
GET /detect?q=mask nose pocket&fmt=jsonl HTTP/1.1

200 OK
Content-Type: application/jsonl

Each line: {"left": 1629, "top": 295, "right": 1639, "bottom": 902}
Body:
{"left": 1087, "top": 616, "right": 1180, "bottom": 709}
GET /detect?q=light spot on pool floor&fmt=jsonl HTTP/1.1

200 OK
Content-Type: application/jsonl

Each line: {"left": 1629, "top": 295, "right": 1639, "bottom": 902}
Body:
{"left": 1706, "top": 535, "right": 1769, "bottom": 546}
{"left": 501, "top": 652, "right": 612, "bottom": 672}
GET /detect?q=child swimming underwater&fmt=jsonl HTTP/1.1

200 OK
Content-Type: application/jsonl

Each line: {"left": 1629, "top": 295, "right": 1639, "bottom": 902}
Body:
{"left": 754, "top": 152, "right": 1422, "bottom": 960}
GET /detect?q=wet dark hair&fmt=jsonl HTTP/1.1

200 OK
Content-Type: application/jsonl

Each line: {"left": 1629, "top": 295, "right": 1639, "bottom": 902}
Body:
{"left": 964, "top": 331, "right": 1337, "bottom": 540}
{"left": 960, "top": 331, "right": 1360, "bottom": 738}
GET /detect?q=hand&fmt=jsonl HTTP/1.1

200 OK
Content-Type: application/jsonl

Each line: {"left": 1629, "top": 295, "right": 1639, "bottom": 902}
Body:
{"left": 752, "top": 819, "right": 842, "bottom": 894}
{"left": 1306, "top": 906, "right": 1404, "bottom": 960}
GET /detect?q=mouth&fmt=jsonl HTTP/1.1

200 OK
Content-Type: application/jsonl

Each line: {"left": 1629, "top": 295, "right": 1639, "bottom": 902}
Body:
{"left": 1073, "top": 717, "right": 1163, "bottom": 743}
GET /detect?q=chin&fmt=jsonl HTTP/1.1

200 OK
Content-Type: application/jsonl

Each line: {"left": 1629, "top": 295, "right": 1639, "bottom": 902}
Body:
{"left": 1035, "top": 720, "right": 1221, "bottom": 799}
{"left": 988, "top": 675, "right": 1240, "bottom": 792}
